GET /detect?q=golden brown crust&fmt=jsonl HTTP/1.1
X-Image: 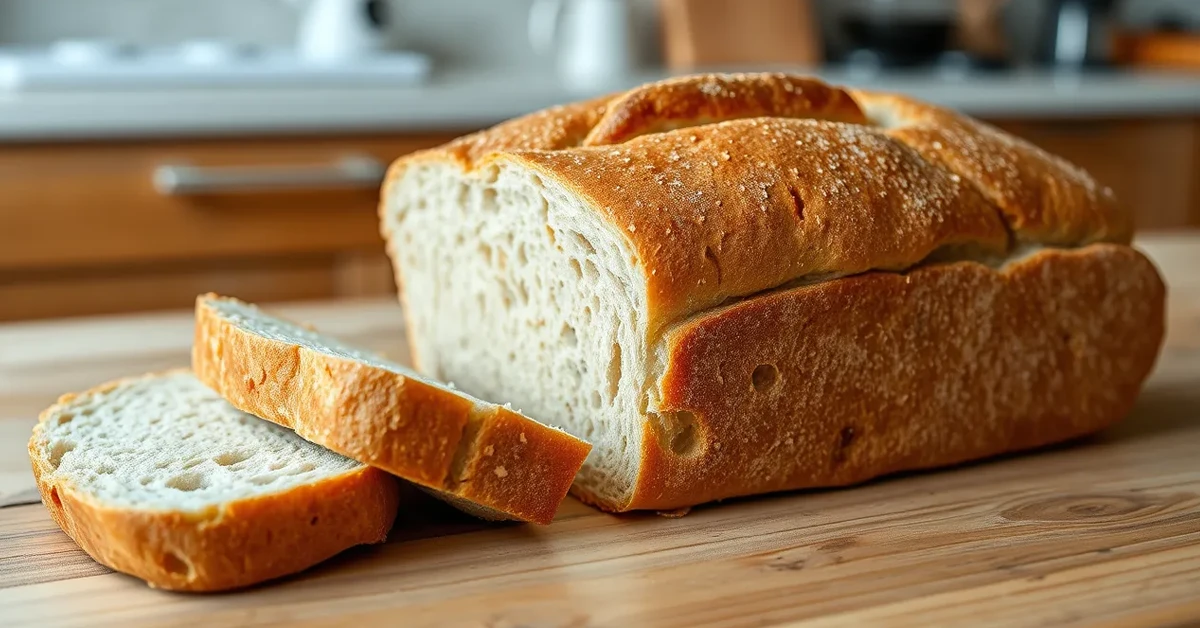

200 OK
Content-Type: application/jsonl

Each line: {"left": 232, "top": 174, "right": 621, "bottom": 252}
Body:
{"left": 851, "top": 90, "right": 1132, "bottom": 245}
{"left": 439, "top": 94, "right": 615, "bottom": 167}
{"left": 452, "top": 406, "right": 588, "bottom": 525}
{"left": 28, "top": 372, "right": 400, "bottom": 592}
{"left": 582, "top": 74, "right": 867, "bottom": 146}
{"left": 384, "top": 73, "right": 1128, "bottom": 333}
{"left": 510, "top": 119, "right": 1009, "bottom": 333}
{"left": 623, "top": 244, "right": 1164, "bottom": 511}
{"left": 193, "top": 296, "right": 590, "bottom": 524}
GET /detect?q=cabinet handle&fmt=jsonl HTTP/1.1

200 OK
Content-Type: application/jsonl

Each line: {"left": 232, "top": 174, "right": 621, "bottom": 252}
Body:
{"left": 153, "top": 154, "right": 386, "bottom": 196}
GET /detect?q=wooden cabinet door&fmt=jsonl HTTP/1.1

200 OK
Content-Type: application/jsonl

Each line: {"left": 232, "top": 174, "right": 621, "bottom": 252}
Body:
{"left": 0, "top": 133, "right": 460, "bottom": 320}
{"left": 991, "top": 119, "right": 1198, "bottom": 231}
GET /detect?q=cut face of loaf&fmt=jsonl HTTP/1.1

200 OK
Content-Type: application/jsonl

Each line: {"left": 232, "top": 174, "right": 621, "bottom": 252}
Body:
{"left": 28, "top": 371, "right": 399, "bottom": 591}
{"left": 193, "top": 294, "right": 590, "bottom": 524}
{"left": 380, "top": 73, "right": 1163, "bottom": 511}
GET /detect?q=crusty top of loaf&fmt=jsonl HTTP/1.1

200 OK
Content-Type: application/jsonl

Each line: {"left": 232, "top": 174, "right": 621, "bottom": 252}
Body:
{"left": 385, "top": 73, "right": 1131, "bottom": 333}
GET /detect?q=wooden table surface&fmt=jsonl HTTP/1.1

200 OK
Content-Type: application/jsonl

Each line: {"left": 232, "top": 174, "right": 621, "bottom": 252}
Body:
{"left": 2, "top": 235, "right": 1199, "bottom": 627}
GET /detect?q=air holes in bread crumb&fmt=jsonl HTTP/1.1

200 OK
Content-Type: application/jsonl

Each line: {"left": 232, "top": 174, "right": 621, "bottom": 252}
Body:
{"left": 56, "top": 413, "right": 74, "bottom": 426}
{"left": 48, "top": 440, "right": 75, "bottom": 469}
{"left": 214, "top": 451, "right": 249, "bottom": 466}
{"left": 286, "top": 463, "right": 316, "bottom": 476}
{"left": 590, "top": 391, "right": 602, "bottom": 409}
{"left": 501, "top": 283, "right": 515, "bottom": 310}
{"left": 478, "top": 242, "right": 492, "bottom": 262}
{"left": 481, "top": 188, "right": 498, "bottom": 212}
{"left": 482, "top": 164, "right": 500, "bottom": 184}
{"left": 166, "top": 473, "right": 206, "bottom": 492}
{"left": 562, "top": 324, "right": 578, "bottom": 346}
{"left": 606, "top": 343, "right": 622, "bottom": 401}
{"left": 161, "top": 551, "right": 194, "bottom": 578}
{"left": 650, "top": 410, "right": 700, "bottom": 456}
{"left": 570, "top": 231, "right": 596, "bottom": 255}
{"left": 752, "top": 364, "right": 779, "bottom": 392}
{"left": 569, "top": 259, "right": 583, "bottom": 279}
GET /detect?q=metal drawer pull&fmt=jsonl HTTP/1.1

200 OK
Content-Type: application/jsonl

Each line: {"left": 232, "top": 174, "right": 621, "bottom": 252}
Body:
{"left": 153, "top": 154, "right": 386, "bottom": 195}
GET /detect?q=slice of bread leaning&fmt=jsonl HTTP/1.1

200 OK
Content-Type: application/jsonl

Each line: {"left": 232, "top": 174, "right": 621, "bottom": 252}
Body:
{"left": 379, "top": 72, "right": 1166, "bottom": 512}
{"left": 193, "top": 294, "right": 590, "bottom": 524}
{"left": 28, "top": 370, "right": 400, "bottom": 592}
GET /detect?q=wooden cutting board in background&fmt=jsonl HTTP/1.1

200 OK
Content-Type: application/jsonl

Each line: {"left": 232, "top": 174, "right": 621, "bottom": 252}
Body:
{"left": 659, "top": 0, "right": 823, "bottom": 69}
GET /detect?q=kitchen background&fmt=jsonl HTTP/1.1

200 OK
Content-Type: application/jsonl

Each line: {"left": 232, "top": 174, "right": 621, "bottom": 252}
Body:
{"left": 1, "top": 0, "right": 1198, "bottom": 321}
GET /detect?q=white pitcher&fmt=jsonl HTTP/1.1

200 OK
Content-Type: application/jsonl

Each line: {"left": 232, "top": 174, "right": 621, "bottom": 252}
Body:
{"left": 289, "top": 0, "right": 392, "bottom": 62}
{"left": 528, "top": 0, "right": 634, "bottom": 91}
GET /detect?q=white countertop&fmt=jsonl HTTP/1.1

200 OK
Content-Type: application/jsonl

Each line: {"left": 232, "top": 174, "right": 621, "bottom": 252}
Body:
{"left": 2, "top": 68, "right": 1199, "bottom": 141}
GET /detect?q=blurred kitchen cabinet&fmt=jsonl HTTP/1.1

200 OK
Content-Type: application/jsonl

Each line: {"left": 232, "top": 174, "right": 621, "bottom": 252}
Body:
{"left": 990, "top": 118, "right": 1199, "bottom": 231}
{"left": 0, "top": 133, "right": 459, "bottom": 321}
{"left": 659, "top": 0, "right": 822, "bottom": 69}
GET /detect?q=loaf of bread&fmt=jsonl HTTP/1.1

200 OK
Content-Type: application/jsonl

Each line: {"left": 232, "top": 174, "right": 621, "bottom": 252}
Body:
{"left": 28, "top": 371, "right": 399, "bottom": 591}
{"left": 379, "top": 73, "right": 1165, "bottom": 512}
{"left": 193, "top": 294, "right": 590, "bottom": 524}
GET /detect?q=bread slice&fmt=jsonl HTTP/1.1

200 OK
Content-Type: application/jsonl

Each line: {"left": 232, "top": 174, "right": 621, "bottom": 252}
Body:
{"left": 193, "top": 294, "right": 590, "bottom": 524}
{"left": 28, "top": 371, "right": 399, "bottom": 592}
{"left": 379, "top": 72, "right": 1165, "bottom": 512}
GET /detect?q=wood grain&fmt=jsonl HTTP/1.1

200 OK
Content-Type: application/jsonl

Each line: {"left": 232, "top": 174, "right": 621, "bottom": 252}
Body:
{"left": 0, "top": 235, "right": 1196, "bottom": 627}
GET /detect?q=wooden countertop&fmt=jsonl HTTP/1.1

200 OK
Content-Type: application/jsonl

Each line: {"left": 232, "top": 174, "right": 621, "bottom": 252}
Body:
{"left": 2, "top": 235, "right": 1199, "bottom": 626}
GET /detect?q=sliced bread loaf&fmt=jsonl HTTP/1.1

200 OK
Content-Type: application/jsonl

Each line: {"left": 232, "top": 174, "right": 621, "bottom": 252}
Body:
{"left": 28, "top": 370, "right": 400, "bottom": 592}
{"left": 193, "top": 294, "right": 590, "bottom": 524}
{"left": 379, "top": 72, "right": 1164, "bottom": 512}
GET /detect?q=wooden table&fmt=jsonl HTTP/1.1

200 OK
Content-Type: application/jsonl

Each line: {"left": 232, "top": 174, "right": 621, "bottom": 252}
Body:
{"left": 2, "top": 235, "right": 1199, "bottom": 627}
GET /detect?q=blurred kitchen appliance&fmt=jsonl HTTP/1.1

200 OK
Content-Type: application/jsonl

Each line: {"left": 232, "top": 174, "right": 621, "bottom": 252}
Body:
{"left": 658, "top": 0, "right": 822, "bottom": 69}
{"left": 291, "top": 0, "right": 391, "bottom": 62}
{"left": 837, "top": 0, "right": 955, "bottom": 68}
{"left": 1037, "top": 0, "right": 1116, "bottom": 68}
{"left": 529, "top": 0, "right": 634, "bottom": 91}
